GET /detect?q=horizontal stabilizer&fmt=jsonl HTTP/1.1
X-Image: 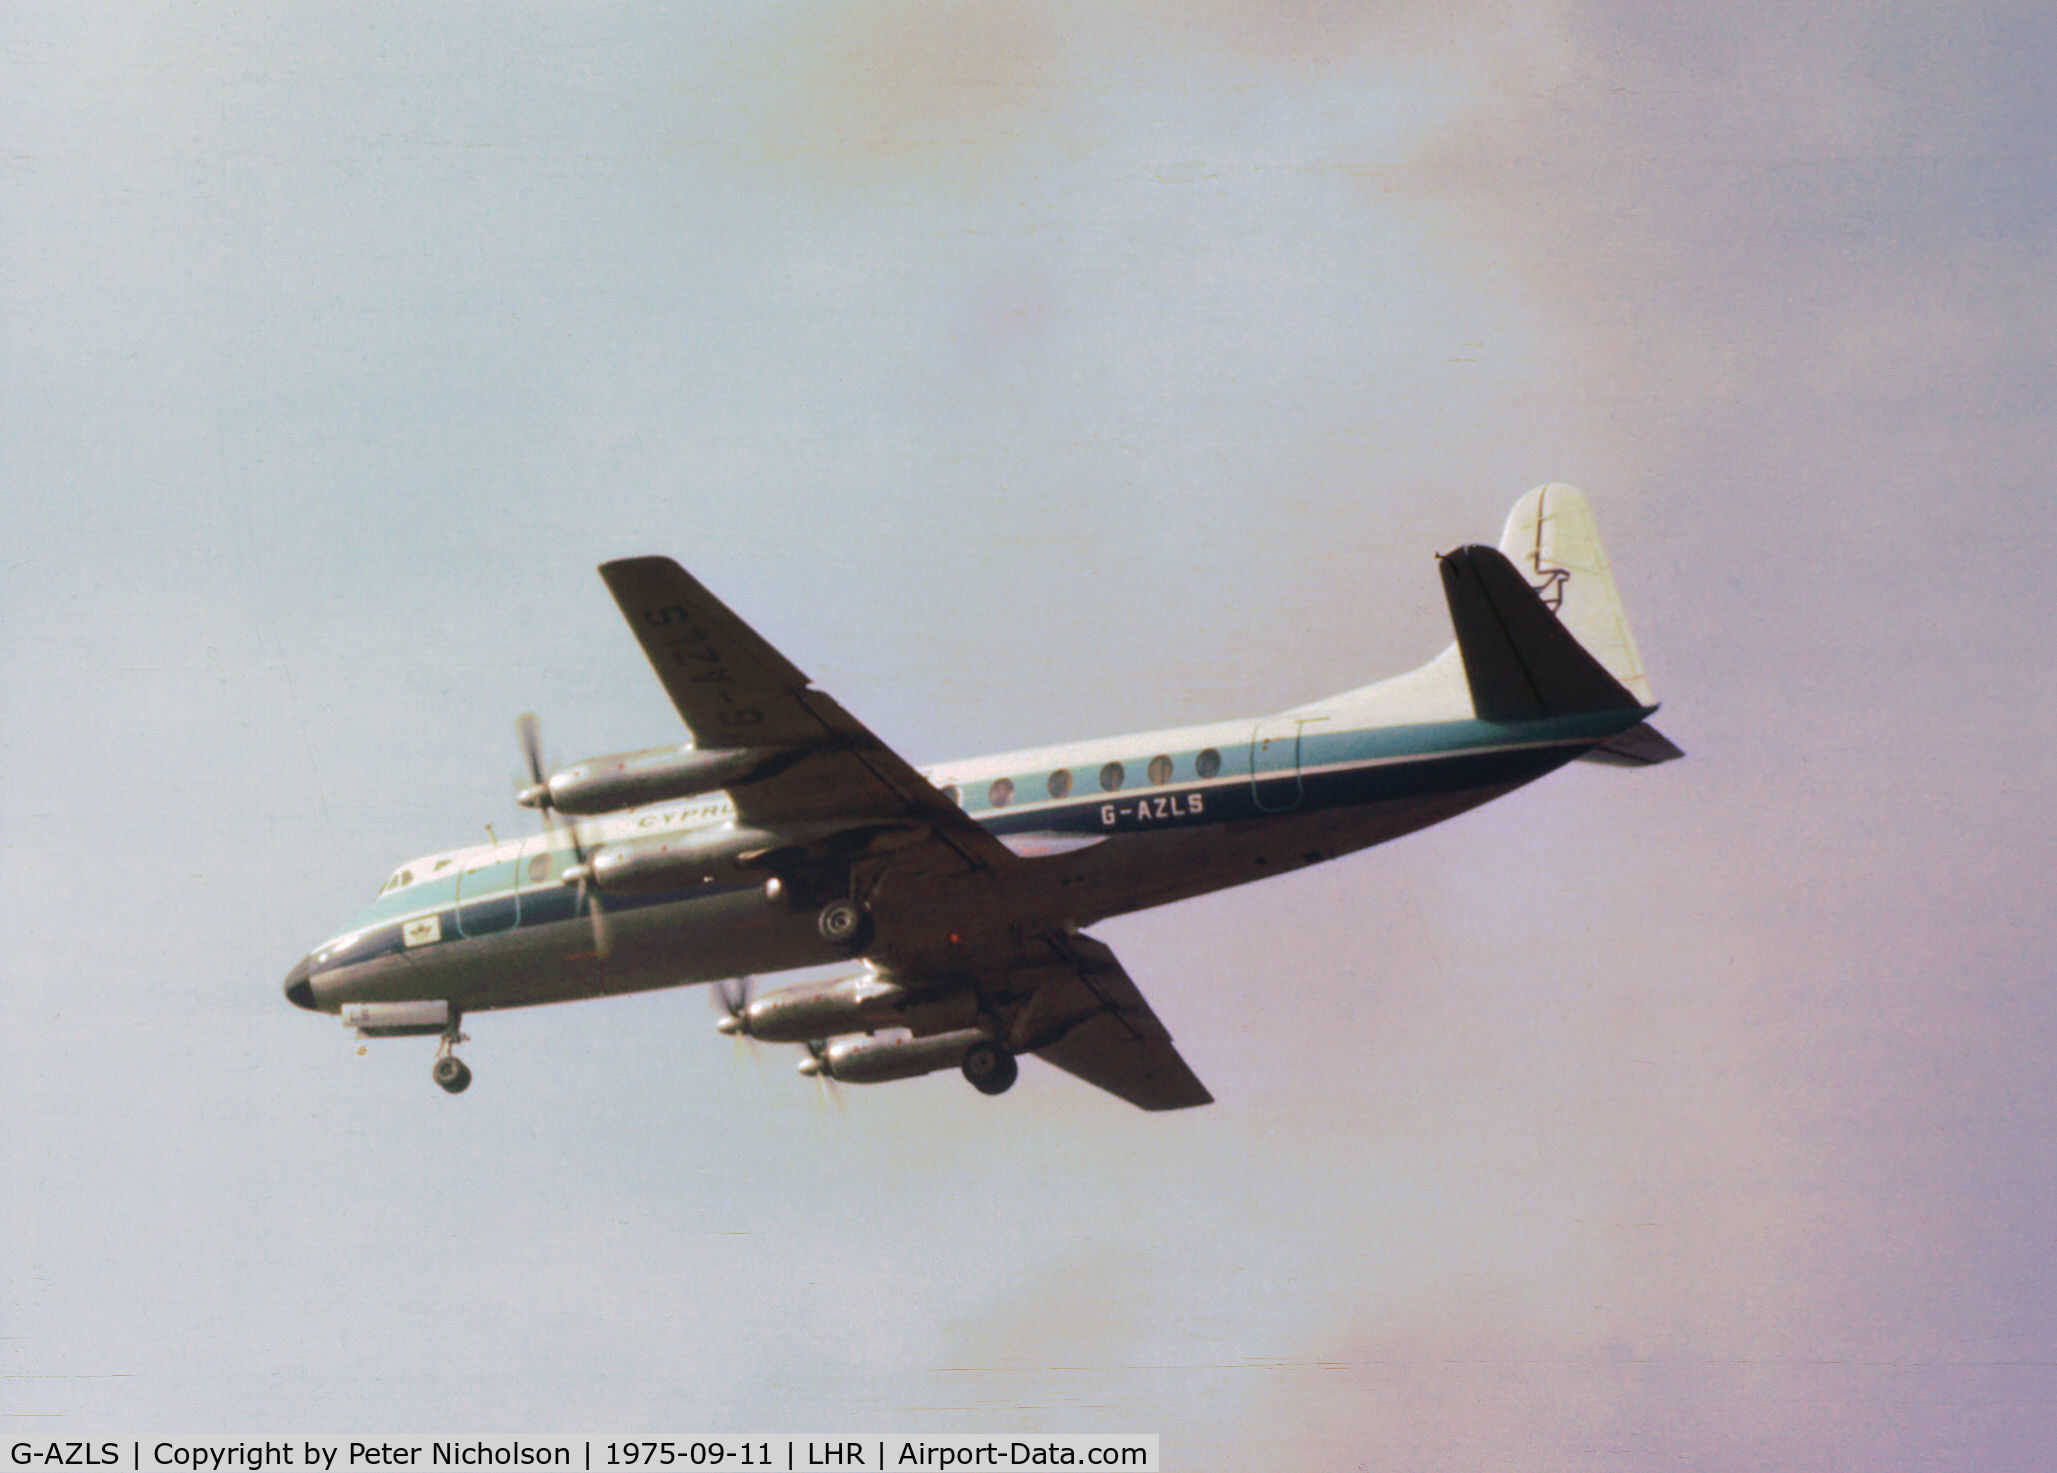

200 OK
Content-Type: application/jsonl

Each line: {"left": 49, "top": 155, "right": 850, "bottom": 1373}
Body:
{"left": 1440, "top": 544, "right": 1642, "bottom": 720}
{"left": 1577, "top": 720, "right": 1684, "bottom": 766}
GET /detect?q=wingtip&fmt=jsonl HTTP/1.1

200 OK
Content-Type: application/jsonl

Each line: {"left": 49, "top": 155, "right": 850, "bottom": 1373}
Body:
{"left": 598, "top": 554, "right": 679, "bottom": 577}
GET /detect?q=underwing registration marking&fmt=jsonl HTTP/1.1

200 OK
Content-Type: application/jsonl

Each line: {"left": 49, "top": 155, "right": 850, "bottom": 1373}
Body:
{"left": 642, "top": 603, "right": 765, "bottom": 730}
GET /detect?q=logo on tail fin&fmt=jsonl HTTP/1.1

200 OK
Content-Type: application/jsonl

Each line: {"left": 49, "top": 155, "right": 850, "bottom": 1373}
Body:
{"left": 1522, "top": 488, "right": 1571, "bottom": 611}
{"left": 1524, "top": 549, "right": 1570, "bottom": 612}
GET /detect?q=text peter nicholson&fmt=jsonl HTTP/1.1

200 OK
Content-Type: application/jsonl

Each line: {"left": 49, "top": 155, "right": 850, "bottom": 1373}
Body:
{"left": 11, "top": 1440, "right": 1157, "bottom": 1473}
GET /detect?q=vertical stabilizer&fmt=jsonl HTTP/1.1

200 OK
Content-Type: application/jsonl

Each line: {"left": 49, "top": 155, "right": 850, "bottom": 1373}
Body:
{"left": 1498, "top": 484, "right": 1656, "bottom": 705}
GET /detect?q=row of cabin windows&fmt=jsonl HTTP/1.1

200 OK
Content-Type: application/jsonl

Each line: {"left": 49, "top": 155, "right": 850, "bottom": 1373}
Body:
{"left": 945, "top": 746, "right": 1223, "bottom": 811}
{"left": 381, "top": 852, "right": 556, "bottom": 898}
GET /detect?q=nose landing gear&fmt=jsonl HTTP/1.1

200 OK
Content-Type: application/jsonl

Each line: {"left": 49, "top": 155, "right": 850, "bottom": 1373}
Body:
{"left": 433, "top": 1014, "right": 472, "bottom": 1094}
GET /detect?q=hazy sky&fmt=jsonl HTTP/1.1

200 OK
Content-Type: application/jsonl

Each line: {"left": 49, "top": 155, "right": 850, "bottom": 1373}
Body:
{"left": 6, "top": 4, "right": 2054, "bottom": 1468}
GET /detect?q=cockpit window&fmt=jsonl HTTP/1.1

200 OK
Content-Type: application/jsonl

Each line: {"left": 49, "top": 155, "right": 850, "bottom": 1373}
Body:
{"left": 378, "top": 867, "right": 417, "bottom": 897}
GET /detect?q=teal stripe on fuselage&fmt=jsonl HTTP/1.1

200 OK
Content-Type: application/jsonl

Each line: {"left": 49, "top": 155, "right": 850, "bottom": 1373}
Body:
{"left": 350, "top": 874, "right": 462, "bottom": 929}
{"left": 322, "top": 707, "right": 1645, "bottom": 951}
{"left": 949, "top": 710, "right": 1642, "bottom": 820}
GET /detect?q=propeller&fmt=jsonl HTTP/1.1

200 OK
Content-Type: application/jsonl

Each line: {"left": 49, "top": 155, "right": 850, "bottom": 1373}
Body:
{"left": 558, "top": 816, "right": 613, "bottom": 961}
{"left": 517, "top": 713, "right": 611, "bottom": 960}
{"left": 798, "top": 1038, "right": 844, "bottom": 1110}
{"left": 712, "top": 975, "right": 756, "bottom": 1037}
{"left": 516, "top": 711, "right": 553, "bottom": 811}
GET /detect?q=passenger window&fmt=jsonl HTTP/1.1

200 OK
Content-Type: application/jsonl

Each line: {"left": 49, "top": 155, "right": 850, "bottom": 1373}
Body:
{"left": 988, "top": 777, "right": 1015, "bottom": 807}
{"left": 1195, "top": 747, "right": 1222, "bottom": 779}
{"left": 1047, "top": 769, "right": 1072, "bottom": 800}
{"left": 940, "top": 784, "right": 960, "bottom": 806}
{"left": 1148, "top": 754, "right": 1173, "bottom": 786}
{"left": 527, "top": 853, "right": 552, "bottom": 883}
{"left": 1100, "top": 761, "right": 1125, "bottom": 792}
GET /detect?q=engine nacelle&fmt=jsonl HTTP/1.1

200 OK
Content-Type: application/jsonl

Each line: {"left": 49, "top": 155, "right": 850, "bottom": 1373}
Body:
{"left": 340, "top": 1000, "right": 451, "bottom": 1038}
{"left": 576, "top": 825, "right": 787, "bottom": 893}
{"left": 576, "top": 818, "right": 924, "bottom": 895}
{"left": 719, "top": 973, "right": 925, "bottom": 1043}
{"left": 521, "top": 743, "right": 786, "bottom": 816}
{"left": 798, "top": 1027, "right": 991, "bottom": 1086}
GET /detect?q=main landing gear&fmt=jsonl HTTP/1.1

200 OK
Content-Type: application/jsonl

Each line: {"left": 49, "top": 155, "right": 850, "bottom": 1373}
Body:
{"left": 960, "top": 1039, "right": 1018, "bottom": 1097}
{"left": 765, "top": 874, "right": 876, "bottom": 953}
{"left": 433, "top": 1014, "right": 472, "bottom": 1094}
{"left": 815, "top": 897, "right": 874, "bottom": 952}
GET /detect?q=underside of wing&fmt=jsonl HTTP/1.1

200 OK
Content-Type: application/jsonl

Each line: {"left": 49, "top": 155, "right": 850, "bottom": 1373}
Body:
{"left": 1006, "top": 933, "right": 1213, "bottom": 1111}
{"left": 600, "top": 558, "right": 1210, "bottom": 1112}
{"left": 597, "top": 556, "right": 1015, "bottom": 873}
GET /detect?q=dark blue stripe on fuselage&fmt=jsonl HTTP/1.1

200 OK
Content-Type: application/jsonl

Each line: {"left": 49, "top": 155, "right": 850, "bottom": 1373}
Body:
{"left": 312, "top": 715, "right": 1628, "bottom": 970}
{"left": 978, "top": 734, "right": 1595, "bottom": 838}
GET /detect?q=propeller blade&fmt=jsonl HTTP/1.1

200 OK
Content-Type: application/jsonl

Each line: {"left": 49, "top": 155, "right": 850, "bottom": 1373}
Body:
{"left": 519, "top": 713, "right": 602, "bottom": 956}
{"left": 548, "top": 809, "right": 608, "bottom": 959}
{"left": 585, "top": 884, "right": 612, "bottom": 960}
{"left": 516, "top": 712, "right": 550, "bottom": 808}
{"left": 712, "top": 975, "right": 755, "bottom": 1028}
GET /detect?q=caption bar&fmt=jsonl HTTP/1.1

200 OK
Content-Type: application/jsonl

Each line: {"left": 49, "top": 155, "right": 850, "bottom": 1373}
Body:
{"left": 8, "top": 1442, "right": 1158, "bottom": 1473}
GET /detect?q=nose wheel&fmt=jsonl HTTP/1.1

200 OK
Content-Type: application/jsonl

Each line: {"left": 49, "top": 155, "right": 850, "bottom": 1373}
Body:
{"left": 433, "top": 1015, "right": 472, "bottom": 1094}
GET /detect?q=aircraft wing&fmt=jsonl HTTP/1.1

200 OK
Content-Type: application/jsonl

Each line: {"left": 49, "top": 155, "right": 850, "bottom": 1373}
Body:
{"left": 1006, "top": 932, "right": 1214, "bottom": 1111}
{"left": 597, "top": 556, "right": 1015, "bottom": 872}
{"left": 602, "top": 556, "right": 1212, "bottom": 1111}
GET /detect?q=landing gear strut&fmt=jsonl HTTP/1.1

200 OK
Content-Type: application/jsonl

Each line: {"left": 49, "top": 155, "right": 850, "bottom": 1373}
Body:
{"left": 433, "top": 1014, "right": 472, "bottom": 1094}
{"left": 960, "top": 1040, "right": 1018, "bottom": 1096}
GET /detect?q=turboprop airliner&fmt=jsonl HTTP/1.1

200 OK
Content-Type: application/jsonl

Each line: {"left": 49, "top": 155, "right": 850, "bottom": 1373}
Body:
{"left": 283, "top": 485, "right": 1680, "bottom": 1108}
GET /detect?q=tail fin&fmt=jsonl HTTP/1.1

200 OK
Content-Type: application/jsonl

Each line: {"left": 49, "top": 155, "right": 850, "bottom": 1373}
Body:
{"left": 1292, "top": 485, "right": 1680, "bottom": 765}
{"left": 1496, "top": 484, "right": 1655, "bottom": 704}
{"left": 1441, "top": 484, "right": 1683, "bottom": 764}
{"left": 1439, "top": 545, "right": 1642, "bottom": 720}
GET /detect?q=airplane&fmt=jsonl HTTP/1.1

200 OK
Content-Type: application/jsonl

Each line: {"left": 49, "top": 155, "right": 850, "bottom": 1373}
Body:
{"left": 282, "top": 484, "right": 1680, "bottom": 1109}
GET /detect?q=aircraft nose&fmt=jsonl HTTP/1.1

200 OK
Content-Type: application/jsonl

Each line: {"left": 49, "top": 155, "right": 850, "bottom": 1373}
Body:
{"left": 283, "top": 955, "right": 316, "bottom": 1010}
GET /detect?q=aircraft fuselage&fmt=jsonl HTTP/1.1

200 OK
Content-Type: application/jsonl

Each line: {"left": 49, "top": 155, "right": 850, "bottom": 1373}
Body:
{"left": 287, "top": 705, "right": 1641, "bottom": 1017}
